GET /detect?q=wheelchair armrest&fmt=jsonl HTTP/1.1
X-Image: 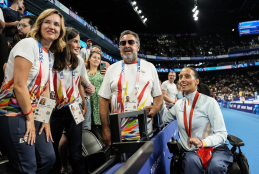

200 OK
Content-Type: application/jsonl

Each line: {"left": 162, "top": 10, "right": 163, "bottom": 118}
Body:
{"left": 167, "top": 137, "right": 182, "bottom": 155}
{"left": 227, "top": 134, "right": 244, "bottom": 147}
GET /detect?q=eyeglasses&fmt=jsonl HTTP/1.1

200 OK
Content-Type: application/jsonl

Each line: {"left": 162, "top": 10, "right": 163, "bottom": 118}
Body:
{"left": 119, "top": 40, "right": 136, "bottom": 46}
{"left": 17, "top": 23, "right": 29, "bottom": 29}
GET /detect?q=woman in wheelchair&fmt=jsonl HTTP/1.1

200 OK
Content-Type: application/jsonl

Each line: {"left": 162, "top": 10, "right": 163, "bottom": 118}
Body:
{"left": 159, "top": 67, "right": 233, "bottom": 174}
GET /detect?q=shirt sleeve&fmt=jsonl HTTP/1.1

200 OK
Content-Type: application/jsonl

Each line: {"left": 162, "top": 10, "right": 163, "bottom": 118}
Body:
{"left": 78, "top": 57, "right": 86, "bottom": 76}
{"left": 150, "top": 63, "right": 162, "bottom": 97}
{"left": 0, "top": 9, "right": 5, "bottom": 22}
{"left": 98, "top": 65, "right": 112, "bottom": 99}
{"left": 79, "top": 48, "right": 86, "bottom": 60}
{"left": 161, "top": 103, "right": 177, "bottom": 123}
{"left": 12, "top": 38, "right": 38, "bottom": 64}
{"left": 161, "top": 81, "right": 167, "bottom": 91}
{"left": 203, "top": 98, "right": 228, "bottom": 147}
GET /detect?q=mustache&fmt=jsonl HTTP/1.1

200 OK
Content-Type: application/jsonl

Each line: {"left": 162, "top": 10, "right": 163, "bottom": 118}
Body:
{"left": 123, "top": 48, "right": 133, "bottom": 52}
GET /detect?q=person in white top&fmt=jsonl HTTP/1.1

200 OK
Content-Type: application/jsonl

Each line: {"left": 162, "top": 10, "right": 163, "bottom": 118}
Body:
{"left": 50, "top": 27, "right": 87, "bottom": 174}
{"left": 158, "top": 67, "right": 233, "bottom": 174}
{"left": 98, "top": 30, "right": 163, "bottom": 145}
{"left": 161, "top": 71, "right": 178, "bottom": 105}
{"left": 79, "top": 38, "right": 92, "bottom": 66}
{"left": 0, "top": 8, "right": 5, "bottom": 32}
{"left": 0, "top": 9, "right": 66, "bottom": 173}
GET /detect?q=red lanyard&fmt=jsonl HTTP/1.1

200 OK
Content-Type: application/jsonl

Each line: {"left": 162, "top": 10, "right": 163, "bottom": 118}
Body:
{"left": 183, "top": 91, "right": 200, "bottom": 138}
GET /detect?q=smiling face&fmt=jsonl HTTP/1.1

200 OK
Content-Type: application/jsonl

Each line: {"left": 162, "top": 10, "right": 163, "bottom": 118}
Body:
{"left": 168, "top": 72, "right": 176, "bottom": 83}
{"left": 40, "top": 14, "right": 61, "bottom": 43}
{"left": 179, "top": 68, "right": 199, "bottom": 95}
{"left": 89, "top": 53, "right": 101, "bottom": 68}
{"left": 68, "top": 34, "right": 81, "bottom": 55}
{"left": 120, "top": 34, "right": 139, "bottom": 63}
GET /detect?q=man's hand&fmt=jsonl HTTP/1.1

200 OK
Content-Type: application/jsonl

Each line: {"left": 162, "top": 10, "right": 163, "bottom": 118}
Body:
{"left": 189, "top": 137, "right": 202, "bottom": 148}
{"left": 85, "top": 84, "right": 95, "bottom": 95}
{"left": 13, "top": 21, "right": 19, "bottom": 26}
{"left": 39, "top": 122, "right": 54, "bottom": 143}
{"left": 102, "top": 127, "right": 111, "bottom": 146}
{"left": 169, "top": 101, "right": 175, "bottom": 105}
{"left": 144, "top": 105, "right": 158, "bottom": 118}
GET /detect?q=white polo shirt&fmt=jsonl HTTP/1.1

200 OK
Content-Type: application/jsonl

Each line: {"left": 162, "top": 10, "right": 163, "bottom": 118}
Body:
{"left": 161, "top": 80, "right": 178, "bottom": 103}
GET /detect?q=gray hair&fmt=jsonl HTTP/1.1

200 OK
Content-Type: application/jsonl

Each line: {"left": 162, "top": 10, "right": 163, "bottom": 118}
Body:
{"left": 169, "top": 71, "right": 176, "bottom": 75}
{"left": 120, "top": 30, "right": 140, "bottom": 47}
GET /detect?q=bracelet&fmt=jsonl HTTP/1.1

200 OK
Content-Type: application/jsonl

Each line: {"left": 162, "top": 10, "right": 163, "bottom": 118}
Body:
{"left": 23, "top": 108, "right": 33, "bottom": 115}
{"left": 199, "top": 139, "right": 203, "bottom": 148}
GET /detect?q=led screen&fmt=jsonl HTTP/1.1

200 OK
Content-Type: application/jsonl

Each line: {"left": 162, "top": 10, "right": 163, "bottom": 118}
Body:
{"left": 238, "top": 20, "right": 259, "bottom": 36}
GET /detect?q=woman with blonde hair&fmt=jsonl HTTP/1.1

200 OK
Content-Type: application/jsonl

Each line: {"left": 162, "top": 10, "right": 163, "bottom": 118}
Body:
{"left": 0, "top": 9, "right": 66, "bottom": 173}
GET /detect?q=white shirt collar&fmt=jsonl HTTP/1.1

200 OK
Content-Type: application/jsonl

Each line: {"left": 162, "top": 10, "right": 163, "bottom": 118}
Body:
{"left": 185, "top": 90, "right": 198, "bottom": 101}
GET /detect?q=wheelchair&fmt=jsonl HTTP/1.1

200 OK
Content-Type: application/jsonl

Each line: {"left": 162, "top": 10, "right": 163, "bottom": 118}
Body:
{"left": 167, "top": 134, "right": 249, "bottom": 174}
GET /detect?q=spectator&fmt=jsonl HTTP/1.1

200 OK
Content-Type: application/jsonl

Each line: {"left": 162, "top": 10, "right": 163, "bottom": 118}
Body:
{"left": 3, "top": 15, "right": 37, "bottom": 72}
{"left": 51, "top": 27, "right": 86, "bottom": 174}
{"left": 85, "top": 50, "right": 106, "bottom": 135}
{"left": 0, "top": 8, "right": 66, "bottom": 173}
{"left": 99, "top": 30, "right": 163, "bottom": 145}
{"left": 91, "top": 44, "right": 111, "bottom": 69}
{"left": 161, "top": 71, "right": 178, "bottom": 105}
{"left": 2, "top": 0, "right": 24, "bottom": 41}
{"left": 176, "top": 81, "right": 183, "bottom": 99}
{"left": 0, "top": 8, "right": 5, "bottom": 32}
{"left": 79, "top": 38, "right": 93, "bottom": 65}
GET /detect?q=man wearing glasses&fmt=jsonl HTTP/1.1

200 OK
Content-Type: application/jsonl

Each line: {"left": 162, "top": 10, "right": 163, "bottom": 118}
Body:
{"left": 98, "top": 30, "right": 163, "bottom": 145}
{"left": 161, "top": 71, "right": 178, "bottom": 105}
{"left": 3, "top": 15, "right": 36, "bottom": 72}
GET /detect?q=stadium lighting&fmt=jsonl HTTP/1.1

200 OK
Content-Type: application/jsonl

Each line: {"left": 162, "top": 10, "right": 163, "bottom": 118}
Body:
{"left": 194, "top": 17, "right": 198, "bottom": 21}
{"left": 141, "top": 15, "right": 144, "bottom": 18}
{"left": 138, "top": 10, "right": 142, "bottom": 14}
{"left": 132, "top": 1, "right": 136, "bottom": 5}
{"left": 232, "top": 29, "right": 234, "bottom": 31}
{"left": 194, "top": 10, "right": 199, "bottom": 16}
{"left": 192, "top": 6, "right": 197, "bottom": 12}
{"left": 134, "top": 6, "right": 138, "bottom": 11}
{"left": 143, "top": 18, "right": 147, "bottom": 22}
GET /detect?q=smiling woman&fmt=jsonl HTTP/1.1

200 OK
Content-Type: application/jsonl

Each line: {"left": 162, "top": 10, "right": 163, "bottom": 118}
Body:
{"left": 160, "top": 67, "right": 234, "bottom": 174}
{"left": 51, "top": 27, "right": 87, "bottom": 174}
{"left": 0, "top": 8, "right": 65, "bottom": 173}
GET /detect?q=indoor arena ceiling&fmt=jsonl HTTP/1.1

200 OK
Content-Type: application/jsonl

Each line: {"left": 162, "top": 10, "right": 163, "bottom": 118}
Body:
{"left": 58, "top": 0, "right": 259, "bottom": 35}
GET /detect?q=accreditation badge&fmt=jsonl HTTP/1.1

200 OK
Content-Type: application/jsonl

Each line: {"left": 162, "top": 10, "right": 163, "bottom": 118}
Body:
{"left": 124, "top": 96, "right": 138, "bottom": 112}
{"left": 34, "top": 96, "right": 56, "bottom": 123}
{"left": 69, "top": 102, "right": 84, "bottom": 124}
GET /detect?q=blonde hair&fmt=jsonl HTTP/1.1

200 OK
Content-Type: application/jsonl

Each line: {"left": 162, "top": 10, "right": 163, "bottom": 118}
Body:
{"left": 27, "top": 9, "right": 66, "bottom": 53}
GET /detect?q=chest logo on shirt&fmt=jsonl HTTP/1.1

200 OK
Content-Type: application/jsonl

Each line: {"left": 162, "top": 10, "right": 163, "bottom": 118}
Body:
{"left": 141, "top": 69, "right": 146, "bottom": 76}
{"left": 194, "top": 105, "right": 200, "bottom": 109}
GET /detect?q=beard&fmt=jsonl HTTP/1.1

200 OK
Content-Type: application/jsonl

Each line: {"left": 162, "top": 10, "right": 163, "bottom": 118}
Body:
{"left": 120, "top": 47, "right": 137, "bottom": 63}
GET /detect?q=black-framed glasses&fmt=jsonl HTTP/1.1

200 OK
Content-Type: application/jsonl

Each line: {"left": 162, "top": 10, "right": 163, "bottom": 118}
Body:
{"left": 119, "top": 40, "right": 136, "bottom": 46}
{"left": 17, "top": 23, "right": 29, "bottom": 29}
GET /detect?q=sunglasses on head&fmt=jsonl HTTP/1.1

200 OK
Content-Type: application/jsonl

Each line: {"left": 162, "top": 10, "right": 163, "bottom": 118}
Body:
{"left": 119, "top": 40, "right": 136, "bottom": 46}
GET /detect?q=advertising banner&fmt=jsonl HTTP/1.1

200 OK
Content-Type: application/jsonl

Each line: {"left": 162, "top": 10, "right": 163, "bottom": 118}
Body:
{"left": 229, "top": 103, "right": 259, "bottom": 115}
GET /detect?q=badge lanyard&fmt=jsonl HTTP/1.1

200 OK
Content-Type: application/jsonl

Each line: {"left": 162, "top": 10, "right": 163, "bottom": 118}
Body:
{"left": 59, "top": 69, "right": 76, "bottom": 100}
{"left": 38, "top": 41, "right": 55, "bottom": 99}
{"left": 120, "top": 59, "right": 140, "bottom": 112}
{"left": 183, "top": 91, "right": 200, "bottom": 138}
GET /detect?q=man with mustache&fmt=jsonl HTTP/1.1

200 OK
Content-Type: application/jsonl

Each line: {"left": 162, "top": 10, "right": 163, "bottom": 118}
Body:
{"left": 98, "top": 30, "right": 163, "bottom": 145}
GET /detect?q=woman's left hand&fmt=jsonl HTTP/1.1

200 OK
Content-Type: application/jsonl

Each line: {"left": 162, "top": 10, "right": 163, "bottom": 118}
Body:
{"left": 189, "top": 137, "right": 202, "bottom": 148}
{"left": 39, "top": 122, "right": 54, "bottom": 143}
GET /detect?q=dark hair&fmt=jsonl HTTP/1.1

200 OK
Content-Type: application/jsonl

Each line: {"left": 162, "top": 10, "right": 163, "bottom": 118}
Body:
{"left": 53, "top": 27, "right": 79, "bottom": 71}
{"left": 120, "top": 30, "right": 140, "bottom": 47}
{"left": 21, "top": 15, "right": 37, "bottom": 27}
{"left": 86, "top": 51, "right": 102, "bottom": 71}
{"left": 184, "top": 67, "right": 199, "bottom": 80}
